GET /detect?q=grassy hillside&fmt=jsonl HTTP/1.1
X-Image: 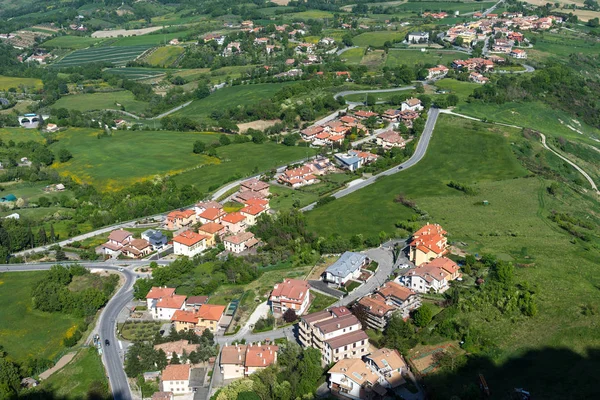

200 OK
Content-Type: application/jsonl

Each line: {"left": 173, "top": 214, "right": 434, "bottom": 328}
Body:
{"left": 0, "top": 271, "right": 82, "bottom": 363}
{"left": 52, "top": 91, "right": 149, "bottom": 115}
{"left": 0, "top": 75, "right": 43, "bottom": 91}
{"left": 146, "top": 46, "right": 184, "bottom": 67}
{"left": 306, "top": 115, "right": 600, "bottom": 397}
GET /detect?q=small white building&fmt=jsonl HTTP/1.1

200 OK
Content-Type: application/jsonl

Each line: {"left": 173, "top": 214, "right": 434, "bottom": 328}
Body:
{"left": 160, "top": 364, "right": 191, "bottom": 394}
{"left": 408, "top": 31, "right": 429, "bottom": 43}
{"left": 223, "top": 231, "right": 259, "bottom": 253}
{"left": 146, "top": 287, "right": 187, "bottom": 320}
{"left": 401, "top": 97, "right": 423, "bottom": 112}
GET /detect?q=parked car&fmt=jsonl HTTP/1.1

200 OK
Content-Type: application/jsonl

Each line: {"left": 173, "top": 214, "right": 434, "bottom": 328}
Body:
{"left": 105, "top": 339, "right": 110, "bottom": 346}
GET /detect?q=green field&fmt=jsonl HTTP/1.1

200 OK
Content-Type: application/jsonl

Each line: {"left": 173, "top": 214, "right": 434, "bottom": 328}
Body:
{"left": 525, "top": 30, "right": 599, "bottom": 61}
{"left": 52, "top": 91, "right": 149, "bottom": 115}
{"left": 172, "top": 142, "right": 309, "bottom": 193}
{"left": 0, "top": 127, "right": 44, "bottom": 142}
{"left": 175, "top": 82, "right": 293, "bottom": 122}
{"left": 39, "top": 348, "right": 109, "bottom": 399}
{"left": 288, "top": 10, "right": 334, "bottom": 19}
{"left": 103, "top": 67, "right": 173, "bottom": 80}
{"left": 49, "top": 128, "right": 219, "bottom": 191}
{"left": 0, "top": 75, "right": 43, "bottom": 91}
{"left": 391, "top": 1, "right": 495, "bottom": 13}
{"left": 0, "top": 181, "right": 74, "bottom": 204}
{"left": 146, "top": 46, "right": 184, "bottom": 67}
{"left": 0, "top": 271, "right": 83, "bottom": 363}
{"left": 353, "top": 30, "right": 409, "bottom": 47}
{"left": 434, "top": 78, "right": 480, "bottom": 103}
{"left": 53, "top": 45, "right": 152, "bottom": 67}
{"left": 306, "top": 115, "right": 528, "bottom": 238}
{"left": 386, "top": 49, "right": 468, "bottom": 67}
{"left": 43, "top": 36, "right": 105, "bottom": 49}
{"left": 305, "top": 114, "right": 600, "bottom": 397}
{"left": 110, "top": 30, "right": 192, "bottom": 46}
{"left": 340, "top": 47, "right": 366, "bottom": 64}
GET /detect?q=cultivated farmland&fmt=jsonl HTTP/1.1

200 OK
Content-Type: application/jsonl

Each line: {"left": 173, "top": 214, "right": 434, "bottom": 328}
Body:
{"left": 42, "top": 36, "right": 106, "bottom": 49}
{"left": 52, "top": 45, "right": 152, "bottom": 67}
{"left": 386, "top": 49, "right": 468, "bottom": 67}
{"left": 52, "top": 91, "right": 149, "bottom": 115}
{"left": 0, "top": 75, "right": 43, "bottom": 91}
{"left": 146, "top": 46, "right": 185, "bottom": 67}
{"left": 103, "top": 67, "right": 173, "bottom": 80}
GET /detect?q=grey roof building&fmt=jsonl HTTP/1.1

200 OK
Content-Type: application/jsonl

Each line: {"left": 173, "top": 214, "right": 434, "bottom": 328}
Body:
{"left": 141, "top": 229, "right": 168, "bottom": 249}
{"left": 322, "top": 252, "right": 368, "bottom": 286}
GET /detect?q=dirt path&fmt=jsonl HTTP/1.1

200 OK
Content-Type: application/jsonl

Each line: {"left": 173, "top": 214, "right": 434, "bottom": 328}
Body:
{"left": 39, "top": 351, "right": 77, "bottom": 380}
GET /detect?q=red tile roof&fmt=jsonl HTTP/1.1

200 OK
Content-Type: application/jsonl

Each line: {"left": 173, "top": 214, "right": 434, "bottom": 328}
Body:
{"left": 222, "top": 212, "right": 246, "bottom": 224}
{"left": 108, "top": 229, "right": 132, "bottom": 243}
{"left": 197, "top": 304, "right": 225, "bottom": 321}
{"left": 157, "top": 294, "right": 186, "bottom": 309}
{"left": 270, "top": 278, "right": 310, "bottom": 303}
{"left": 199, "top": 207, "right": 226, "bottom": 221}
{"left": 240, "top": 204, "right": 265, "bottom": 216}
{"left": 198, "top": 222, "right": 225, "bottom": 234}
{"left": 378, "top": 281, "right": 417, "bottom": 301}
{"left": 173, "top": 230, "right": 208, "bottom": 247}
{"left": 146, "top": 287, "right": 176, "bottom": 300}
{"left": 245, "top": 344, "right": 279, "bottom": 367}
{"left": 171, "top": 309, "right": 199, "bottom": 324}
{"left": 161, "top": 364, "right": 190, "bottom": 381}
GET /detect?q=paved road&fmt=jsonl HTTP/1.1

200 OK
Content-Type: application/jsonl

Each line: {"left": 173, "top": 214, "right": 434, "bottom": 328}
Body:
{"left": 0, "top": 263, "right": 139, "bottom": 399}
{"left": 301, "top": 108, "right": 440, "bottom": 211}
{"left": 151, "top": 100, "right": 193, "bottom": 120}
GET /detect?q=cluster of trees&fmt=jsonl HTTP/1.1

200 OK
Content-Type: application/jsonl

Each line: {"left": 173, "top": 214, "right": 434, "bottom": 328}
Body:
{"left": 32, "top": 264, "right": 119, "bottom": 318}
{"left": 471, "top": 62, "right": 600, "bottom": 129}
{"left": 125, "top": 328, "right": 216, "bottom": 378}
{"left": 213, "top": 344, "right": 325, "bottom": 400}
{"left": 0, "top": 218, "right": 62, "bottom": 260}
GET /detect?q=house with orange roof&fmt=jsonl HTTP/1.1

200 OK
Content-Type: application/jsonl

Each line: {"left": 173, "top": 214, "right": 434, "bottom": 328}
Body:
{"left": 240, "top": 178, "right": 270, "bottom": 197}
{"left": 510, "top": 48, "right": 527, "bottom": 59}
{"left": 221, "top": 212, "right": 247, "bottom": 234}
{"left": 376, "top": 130, "right": 406, "bottom": 149}
{"left": 220, "top": 343, "right": 279, "bottom": 380}
{"left": 301, "top": 125, "right": 325, "bottom": 141}
{"left": 173, "top": 230, "right": 210, "bottom": 257}
{"left": 397, "top": 257, "right": 460, "bottom": 293}
{"left": 269, "top": 278, "right": 311, "bottom": 317}
{"left": 328, "top": 358, "right": 381, "bottom": 399}
{"left": 408, "top": 223, "right": 448, "bottom": 266}
{"left": 171, "top": 309, "right": 201, "bottom": 332}
{"left": 240, "top": 204, "right": 266, "bottom": 226}
{"left": 146, "top": 287, "right": 186, "bottom": 320}
{"left": 100, "top": 229, "right": 133, "bottom": 256}
{"left": 166, "top": 209, "right": 196, "bottom": 230}
{"left": 194, "top": 200, "right": 222, "bottom": 216}
{"left": 357, "top": 293, "right": 397, "bottom": 331}
{"left": 160, "top": 364, "right": 191, "bottom": 393}
{"left": 196, "top": 304, "right": 226, "bottom": 333}
{"left": 121, "top": 238, "right": 153, "bottom": 259}
{"left": 426, "top": 64, "right": 449, "bottom": 80}
{"left": 353, "top": 110, "right": 378, "bottom": 120}
{"left": 154, "top": 340, "right": 199, "bottom": 362}
{"left": 223, "top": 231, "right": 259, "bottom": 254}
{"left": 241, "top": 198, "right": 269, "bottom": 210}
{"left": 198, "top": 222, "right": 226, "bottom": 246}
{"left": 278, "top": 165, "right": 317, "bottom": 188}
{"left": 365, "top": 348, "right": 407, "bottom": 388}
{"left": 198, "top": 207, "right": 227, "bottom": 224}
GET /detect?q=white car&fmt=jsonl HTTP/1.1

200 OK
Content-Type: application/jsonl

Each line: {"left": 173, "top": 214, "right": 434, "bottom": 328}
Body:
{"left": 118, "top": 267, "right": 124, "bottom": 272}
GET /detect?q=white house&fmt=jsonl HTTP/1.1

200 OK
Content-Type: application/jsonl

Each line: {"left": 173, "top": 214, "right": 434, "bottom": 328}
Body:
{"left": 146, "top": 287, "right": 187, "bottom": 320}
{"left": 408, "top": 31, "right": 429, "bottom": 43}
{"left": 401, "top": 97, "right": 423, "bottom": 112}
{"left": 322, "top": 252, "right": 368, "bottom": 286}
{"left": 328, "top": 358, "right": 380, "bottom": 399}
{"left": 173, "top": 230, "right": 210, "bottom": 257}
{"left": 161, "top": 364, "right": 191, "bottom": 394}
{"left": 269, "top": 278, "right": 311, "bottom": 317}
{"left": 223, "top": 231, "right": 259, "bottom": 254}
{"left": 397, "top": 257, "right": 461, "bottom": 293}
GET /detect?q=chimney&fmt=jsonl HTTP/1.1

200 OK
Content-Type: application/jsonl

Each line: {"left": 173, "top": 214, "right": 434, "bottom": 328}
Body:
{"left": 238, "top": 354, "right": 241, "bottom": 361}
{"left": 337, "top": 324, "right": 340, "bottom": 328}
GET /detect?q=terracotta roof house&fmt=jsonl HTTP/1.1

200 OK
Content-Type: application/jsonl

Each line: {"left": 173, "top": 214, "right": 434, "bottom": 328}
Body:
{"left": 301, "top": 125, "right": 325, "bottom": 140}
{"left": 121, "top": 238, "right": 153, "bottom": 259}
{"left": 194, "top": 201, "right": 222, "bottom": 216}
{"left": 198, "top": 222, "right": 226, "bottom": 246}
{"left": 278, "top": 166, "right": 317, "bottom": 188}
{"left": 328, "top": 358, "right": 381, "bottom": 399}
{"left": 357, "top": 293, "right": 397, "bottom": 331}
{"left": 426, "top": 65, "right": 449, "bottom": 80}
{"left": 221, "top": 212, "right": 247, "bottom": 234}
{"left": 198, "top": 207, "right": 227, "bottom": 224}
{"left": 270, "top": 278, "right": 311, "bottom": 317}
{"left": 241, "top": 198, "right": 269, "bottom": 209}
{"left": 233, "top": 189, "right": 267, "bottom": 203}
{"left": 354, "top": 110, "right": 378, "bottom": 119}
{"left": 223, "top": 231, "right": 258, "bottom": 254}
{"left": 146, "top": 287, "right": 186, "bottom": 320}
{"left": 376, "top": 281, "right": 421, "bottom": 316}
{"left": 401, "top": 97, "right": 423, "bottom": 112}
{"left": 365, "top": 348, "right": 407, "bottom": 388}
{"left": 398, "top": 257, "right": 460, "bottom": 293}
{"left": 160, "top": 364, "right": 191, "bottom": 394}
{"left": 166, "top": 209, "right": 196, "bottom": 230}
{"left": 186, "top": 295, "right": 209, "bottom": 308}
{"left": 173, "top": 230, "right": 210, "bottom": 257}
{"left": 409, "top": 223, "right": 448, "bottom": 266}
{"left": 195, "top": 304, "right": 226, "bottom": 333}
{"left": 240, "top": 204, "right": 266, "bottom": 226}
{"left": 100, "top": 229, "right": 133, "bottom": 256}
{"left": 240, "top": 178, "right": 270, "bottom": 197}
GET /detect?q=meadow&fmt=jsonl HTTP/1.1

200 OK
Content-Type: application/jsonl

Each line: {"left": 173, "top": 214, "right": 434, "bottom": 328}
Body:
{"left": 145, "top": 46, "right": 185, "bottom": 67}
{"left": 288, "top": 10, "right": 334, "bottom": 19}
{"left": 110, "top": 30, "right": 193, "bottom": 46}
{"left": 0, "top": 271, "right": 83, "bottom": 363}
{"left": 53, "top": 45, "right": 152, "bottom": 67}
{"left": 353, "top": 29, "right": 410, "bottom": 47}
{"left": 306, "top": 114, "right": 600, "bottom": 396}
{"left": 48, "top": 128, "right": 219, "bottom": 191}
{"left": 306, "top": 115, "right": 529, "bottom": 239}
{"left": 0, "top": 75, "right": 43, "bottom": 91}
{"left": 172, "top": 142, "right": 309, "bottom": 193}
{"left": 386, "top": 49, "right": 467, "bottom": 67}
{"left": 39, "top": 348, "right": 109, "bottom": 399}
{"left": 42, "top": 36, "right": 106, "bottom": 49}
{"left": 0, "top": 127, "right": 44, "bottom": 142}
{"left": 525, "top": 30, "right": 599, "bottom": 61}
{"left": 174, "top": 82, "right": 293, "bottom": 122}
{"left": 52, "top": 90, "right": 149, "bottom": 115}
{"left": 339, "top": 47, "right": 365, "bottom": 64}
{"left": 433, "top": 78, "right": 479, "bottom": 103}
{"left": 392, "top": 1, "right": 496, "bottom": 13}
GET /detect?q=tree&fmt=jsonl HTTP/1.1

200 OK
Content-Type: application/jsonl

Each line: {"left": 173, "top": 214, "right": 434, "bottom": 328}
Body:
{"left": 454, "top": 36, "right": 464, "bottom": 47}
{"left": 366, "top": 94, "right": 376, "bottom": 106}
{"left": 58, "top": 148, "right": 73, "bottom": 162}
{"left": 342, "top": 34, "right": 353, "bottom": 47}
{"left": 170, "top": 352, "right": 180, "bottom": 364}
{"left": 193, "top": 140, "right": 206, "bottom": 154}
{"left": 55, "top": 246, "right": 67, "bottom": 261}
{"left": 219, "top": 134, "right": 231, "bottom": 146}
{"left": 587, "top": 17, "right": 599, "bottom": 27}
{"left": 50, "top": 224, "right": 56, "bottom": 242}
{"left": 447, "top": 94, "right": 459, "bottom": 106}
{"left": 295, "top": 348, "right": 323, "bottom": 396}
{"left": 0, "top": 357, "right": 21, "bottom": 397}
{"left": 251, "top": 130, "right": 266, "bottom": 144}
{"left": 413, "top": 303, "right": 433, "bottom": 327}
{"left": 283, "top": 308, "right": 298, "bottom": 323}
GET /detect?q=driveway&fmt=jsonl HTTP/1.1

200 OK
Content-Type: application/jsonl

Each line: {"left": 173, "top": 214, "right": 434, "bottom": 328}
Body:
{"left": 232, "top": 301, "right": 270, "bottom": 339}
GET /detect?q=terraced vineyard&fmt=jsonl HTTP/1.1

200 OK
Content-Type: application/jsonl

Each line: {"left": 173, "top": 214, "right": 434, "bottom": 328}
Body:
{"left": 103, "top": 67, "right": 174, "bottom": 80}
{"left": 52, "top": 45, "right": 153, "bottom": 67}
